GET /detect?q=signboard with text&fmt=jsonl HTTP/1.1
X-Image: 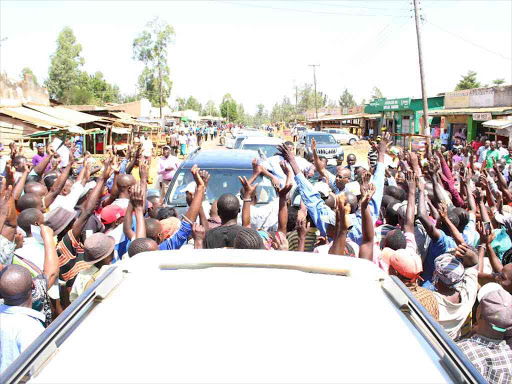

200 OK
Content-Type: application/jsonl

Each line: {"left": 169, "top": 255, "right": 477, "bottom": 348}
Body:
{"left": 383, "top": 98, "right": 411, "bottom": 111}
{"left": 445, "top": 86, "right": 512, "bottom": 109}
{"left": 472, "top": 112, "right": 492, "bottom": 121}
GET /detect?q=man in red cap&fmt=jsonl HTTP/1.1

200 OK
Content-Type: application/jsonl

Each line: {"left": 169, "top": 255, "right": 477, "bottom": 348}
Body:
{"left": 101, "top": 204, "right": 126, "bottom": 234}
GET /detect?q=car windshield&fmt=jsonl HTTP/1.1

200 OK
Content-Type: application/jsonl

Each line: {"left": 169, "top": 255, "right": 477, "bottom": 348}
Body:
{"left": 242, "top": 144, "right": 280, "bottom": 157}
{"left": 167, "top": 169, "right": 277, "bottom": 206}
{"left": 308, "top": 135, "right": 336, "bottom": 144}
{"left": 234, "top": 137, "right": 246, "bottom": 149}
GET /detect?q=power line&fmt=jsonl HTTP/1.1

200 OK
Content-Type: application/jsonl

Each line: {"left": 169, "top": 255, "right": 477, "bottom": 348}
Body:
{"left": 214, "top": 1, "right": 410, "bottom": 17}
{"left": 425, "top": 20, "right": 512, "bottom": 61}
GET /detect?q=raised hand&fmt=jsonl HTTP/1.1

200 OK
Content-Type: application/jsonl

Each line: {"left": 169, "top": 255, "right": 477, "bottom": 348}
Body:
{"left": 360, "top": 183, "right": 376, "bottom": 210}
{"left": 130, "top": 183, "right": 145, "bottom": 210}
{"left": 192, "top": 223, "right": 206, "bottom": 243}
{"left": 0, "top": 182, "right": 13, "bottom": 217}
{"left": 476, "top": 220, "right": 495, "bottom": 244}
{"left": 279, "top": 161, "right": 290, "bottom": 178}
{"left": 102, "top": 157, "right": 113, "bottom": 180}
{"left": 296, "top": 216, "right": 310, "bottom": 240}
{"left": 191, "top": 164, "right": 205, "bottom": 188}
{"left": 139, "top": 158, "right": 149, "bottom": 182}
{"left": 438, "top": 200, "right": 448, "bottom": 219}
{"left": 238, "top": 175, "right": 258, "bottom": 200}
{"left": 272, "top": 231, "right": 289, "bottom": 251}
{"left": 277, "top": 143, "right": 294, "bottom": 163}
{"left": 335, "top": 194, "right": 351, "bottom": 231}
{"left": 405, "top": 170, "right": 416, "bottom": 192}
{"left": 199, "top": 170, "right": 210, "bottom": 189}
{"left": 378, "top": 132, "right": 391, "bottom": 154}
{"left": 311, "top": 138, "right": 317, "bottom": 153}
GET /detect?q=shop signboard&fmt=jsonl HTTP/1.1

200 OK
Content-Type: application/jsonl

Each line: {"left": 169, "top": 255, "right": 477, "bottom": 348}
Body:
{"left": 470, "top": 88, "right": 494, "bottom": 107}
{"left": 364, "top": 98, "right": 386, "bottom": 114}
{"left": 472, "top": 112, "right": 492, "bottom": 121}
{"left": 383, "top": 98, "right": 411, "bottom": 111}
{"left": 445, "top": 86, "right": 512, "bottom": 109}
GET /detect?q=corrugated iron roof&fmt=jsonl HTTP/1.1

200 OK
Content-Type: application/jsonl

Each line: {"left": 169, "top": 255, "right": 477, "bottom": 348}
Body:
{"left": 429, "top": 107, "right": 512, "bottom": 116}
{"left": 0, "top": 106, "right": 70, "bottom": 128}
{"left": 483, "top": 119, "right": 512, "bottom": 129}
{"left": 24, "top": 104, "right": 102, "bottom": 125}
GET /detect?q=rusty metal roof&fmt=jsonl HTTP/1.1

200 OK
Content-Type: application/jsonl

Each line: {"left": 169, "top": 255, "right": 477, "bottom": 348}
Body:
{"left": 0, "top": 106, "right": 70, "bottom": 128}
{"left": 24, "top": 104, "right": 102, "bottom": 125}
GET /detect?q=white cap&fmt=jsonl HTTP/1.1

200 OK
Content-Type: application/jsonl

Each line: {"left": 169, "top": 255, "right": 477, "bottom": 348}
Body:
{"left": 313, "top": 182, "right": 331, "bottom": 198}
{"left": 478, "top": 283, "right": 504, "bottom": 302}
{"left": 344, "top": 181, "right": 361, "bottom": 196}
{"left": 184, "top": 182, "right": 196, "bottom": 194}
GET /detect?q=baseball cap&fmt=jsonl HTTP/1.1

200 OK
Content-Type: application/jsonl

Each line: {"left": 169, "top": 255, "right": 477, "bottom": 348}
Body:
{"left": 478, "top": 282, "right": 503, "bottom": 302}
{"left": 480, "top": 288, "right": 512, "bottom": 332}
{"left": 163, "top": 145, "right": 170, "bottom": 150}
{"left": 386, "top": 249, "right": 423, "bottom": 280}
{"left": 36, "top": 143, "right": 45, "bottom": 148}
{"left": 83, "top": 233, "right": 115, "bottom": 264}
{"left": 100, "top": 204, "right": 126, "bottom": 225}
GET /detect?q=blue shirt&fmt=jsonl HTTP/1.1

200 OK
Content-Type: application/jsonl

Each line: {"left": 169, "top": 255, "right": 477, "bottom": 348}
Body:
{"left": 158, "top": 221, "right": 192, "bottom": 250}
{"left": 420, "top": 230, "right": 457, "bottom": 287}
{"left": 294, "top": 173, "right": 335, "bottom": 237}
{"left": 0, "top": 305, "right": 45, "bottom": 373}
{"left": 347, "top": 162, "right": 385, "bottom": 245}
{"left": 106, "top": 159, "right": 129, "bottom": 191}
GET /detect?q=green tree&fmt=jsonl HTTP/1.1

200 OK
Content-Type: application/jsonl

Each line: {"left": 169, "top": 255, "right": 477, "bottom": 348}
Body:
{"left": 202, "top": 100, "right": 218, "bottom": 116}
{"left": 20, "top": 67, "right": 38, "bottom": 85}
{"left": 492, "top": 78, "right": 506, "bottom": 86}
{"left": 280, "top": 96, "right": 295, "bottom": 122}
{"left": 219, "top": 93, "right": 238, "bottom": 122}
{"left": 370, "top": 86, "right": 384, "bottom": 100}
{"left": 361, "top": 98, "right": 367, "bottom": 105}
{"left": 271, "top": 102, "right": 282, "bottom": 123}
{"left": 87, "top": 71, "right": 121, "bottom": 104}
{"left": 45, "top": 26, "right": 85, "bottom": 102}
{"left": 255, "top": 103, "right": 269, "bottom": 125}
{"left": 455, "top": 70, "right": 481, "bottom": 90}
{"left": 175, "top": 97, "right": 186, "bottom": 111}
{"left": 339, "top": 88, "right": 356, "bottom": 108}
{"left": 297, "top": 83, "right": 326, "bottom": 113}
{"left": 133, "top": 17, "right": 175, "bottom": 114}
{"left": 185, "top": 96, "right": 201, "bottom": 111}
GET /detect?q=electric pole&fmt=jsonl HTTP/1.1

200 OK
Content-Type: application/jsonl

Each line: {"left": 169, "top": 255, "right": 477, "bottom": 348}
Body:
{"left": 413, "top": 0, "right": 430, "bottom": 137}
{"left": 295, "top": 84, "right": 298, "bottom": 123}
{"left": 309, "top": 64, "right": 320, "bottom": 120}
{"left": 159, "top": 64, "right": 163, "bottom": 119}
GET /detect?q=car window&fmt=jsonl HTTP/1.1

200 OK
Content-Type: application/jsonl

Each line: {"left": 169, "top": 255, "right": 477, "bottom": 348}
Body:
{"left": 241, "top": 144, "right": 280, "bottom": 157}
{"left": 307, "top": 135, "right": 336, "bottom": 144}
{"left": 168, "top": 169, "right": 277, "bottom": 206}
{"left": 234, "top": 137, "right": 246, "bottom": 149}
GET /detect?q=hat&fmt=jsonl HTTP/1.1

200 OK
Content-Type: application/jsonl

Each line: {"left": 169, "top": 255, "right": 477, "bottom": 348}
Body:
{"left": 160, "top": 217, "right": 181, "bottom": 239}
{"left": 100, "top": 204, "right": 126, "bottom": 225}
{"left": 432, "top": 254, "right": 465, "bottom": 290}
{"left": 480, "top": 288, "right": 512, "bottom": 332}
{"left": 344, "top": 181, "right": 361, "bottom": 196}
{"left": 313, "top": 182, "right": 331, "bottom": 198}
{"left": 44, "top": 207, "right": 78, "bottom": 235}
{"left": 36, "top": 143, "right": 45, "bottom": 148}
{"left": 397, "top": 202, "right": 417, "bottom": 221}
{"left": 478, "top": 282, "right": 503, "bottom": 302}
{"left": 163, "top": 145, "right": 170, "bottom": 150}
{"left": 83, "top": 233, "right": 115, "bottom": 264}
{"left": 184, "top": 182, "right": 196, "bottom": 194}
{"left": 80, "top": 181, "right": 96, "bottom": 199}
{"left": 385, "top": 249, "right": 423, "bottom": 280}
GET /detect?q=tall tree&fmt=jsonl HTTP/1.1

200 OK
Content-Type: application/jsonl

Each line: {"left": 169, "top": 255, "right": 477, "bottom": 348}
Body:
{"left": 220, "top": 93, "right": 238, "bottom": 122}
{"left": 361, "top": 98, "right": 367, "bottom": 105}
{"left": 202, "top": 100, "right": 218, "bottom": 116}
{"left": 455, "top": 70, "right": 481, "bottom": 90}
{"left": 175, "top": 97, "right": 186, "bottom": 111}
{"left": 185, "top": 96, "right": 201, "bottom": 111}
{"left": 20, "top": 67, "right": 38, "bottom": 85}
{"left": 339, "top": 88, "right": 356, "bottom": 108}
{"left": 133, "top": 17, "right": 175, "bottom": 115}
{"left": 492, "top": 78, "right": 505, "bottom": 86}
{"left": 45, "top": 27, "right": 85, "bottom": 102}
{"left": 297, "top": 83, "right": 326, "bottom": 113}
{"left": 87, "top": 71, "right": 121, "bottom": 104}
{"left": 255, "top": 103, "right": 269, "bottom": 125}
{"left": 370, "top": 86, "right": 384, "bottom": 100}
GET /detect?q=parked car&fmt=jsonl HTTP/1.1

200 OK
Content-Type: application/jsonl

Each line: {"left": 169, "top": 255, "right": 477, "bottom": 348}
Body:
{"left": 296, "top": 125, "right": 308, "bottom": 140}
{"left": 224, "top": 130, "right": 267, "bottom": 149}
{"left": 163, "top": 149, "right": 277, "bottom": 217}
{"left": 325, "top": 128, "right": 359, "bottom": 145}
{"left": 5, "top": 251, "right": 485, "bottom": 383}
{"left": 239, "top": 136, "right": 284, "bottom": 158}
{"left": 297, "top": 132, "right": 344, "bottom": 163}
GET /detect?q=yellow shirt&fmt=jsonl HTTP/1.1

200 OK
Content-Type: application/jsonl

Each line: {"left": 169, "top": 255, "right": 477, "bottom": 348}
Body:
{"left": 132, "top": 166, "right": 154, "bottom": 185}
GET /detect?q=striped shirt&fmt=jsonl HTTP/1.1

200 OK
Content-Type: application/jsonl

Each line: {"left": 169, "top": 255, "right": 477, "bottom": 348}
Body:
{"left": 368, "top": 148, "right": 378, "bottom": 167}
{"left": 287, "top": 228, "right": 319, "bottom": 252}
{"left": 56, "top": 230, "right": 92, "bottom": 288}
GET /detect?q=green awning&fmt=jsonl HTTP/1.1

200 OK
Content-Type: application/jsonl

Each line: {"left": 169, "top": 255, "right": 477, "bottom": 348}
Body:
{"left": 181, "top": 117, "right": 190, "bottom": 122}
{"left": 25, "top": 129, "right": 61, "bottom": 138}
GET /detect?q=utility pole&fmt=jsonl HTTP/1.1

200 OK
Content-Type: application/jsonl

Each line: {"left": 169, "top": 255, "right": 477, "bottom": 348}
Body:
{"left": 159, "top": 64, "right": 163, "bottom": 119}
{"left": 295, "top": 84, "right": 298, "bottom": 123}
{"left": 309, "top": 64, "right": 320, "bottom": 120}
{"left": 413, "top": 0, "right": 430, "bottom": 137}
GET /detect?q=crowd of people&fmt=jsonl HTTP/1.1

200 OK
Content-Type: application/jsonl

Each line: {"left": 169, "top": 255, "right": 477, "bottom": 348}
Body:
{"left": 0, "top": 129, "right": 512, "bottom": 383}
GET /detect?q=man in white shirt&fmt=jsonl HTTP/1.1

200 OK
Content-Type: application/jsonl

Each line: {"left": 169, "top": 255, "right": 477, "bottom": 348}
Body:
{"left": 497, "top": 140, "right": 509, "bottom": 159}
{"left": 440, "top": 129, "right": 450, "bottom": 147}
{"left": 57, "top": 137, "right": 71, "bottom": 168}
{"left": 260, "top": 141, "right": 313, "bottom": 188}
{"left": 141, "top": 132, "right": 154, "bottom": 158}
{"left": 477, "top": 140, "right": 491, "bottom": 163}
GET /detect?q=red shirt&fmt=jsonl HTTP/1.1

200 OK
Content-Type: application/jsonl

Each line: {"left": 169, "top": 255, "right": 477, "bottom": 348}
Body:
{"left": 472, "top": 141, "right": 483, "bottom": 152}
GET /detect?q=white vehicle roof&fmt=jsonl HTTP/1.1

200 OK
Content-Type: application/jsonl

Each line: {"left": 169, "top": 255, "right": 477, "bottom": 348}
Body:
{"left": 25, "top": 250, "right": 463, "bottom": 384}
{"left": 237, "top": 130, "right": 267, "bottom": 137}
{"left": 240, "top": 136, "right": 284, "bottom": 146}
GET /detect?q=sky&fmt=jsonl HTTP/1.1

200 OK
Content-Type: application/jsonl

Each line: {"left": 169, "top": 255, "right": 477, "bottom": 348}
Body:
{"left": 1, "top": 0, "right": 511, "bottom": 114}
